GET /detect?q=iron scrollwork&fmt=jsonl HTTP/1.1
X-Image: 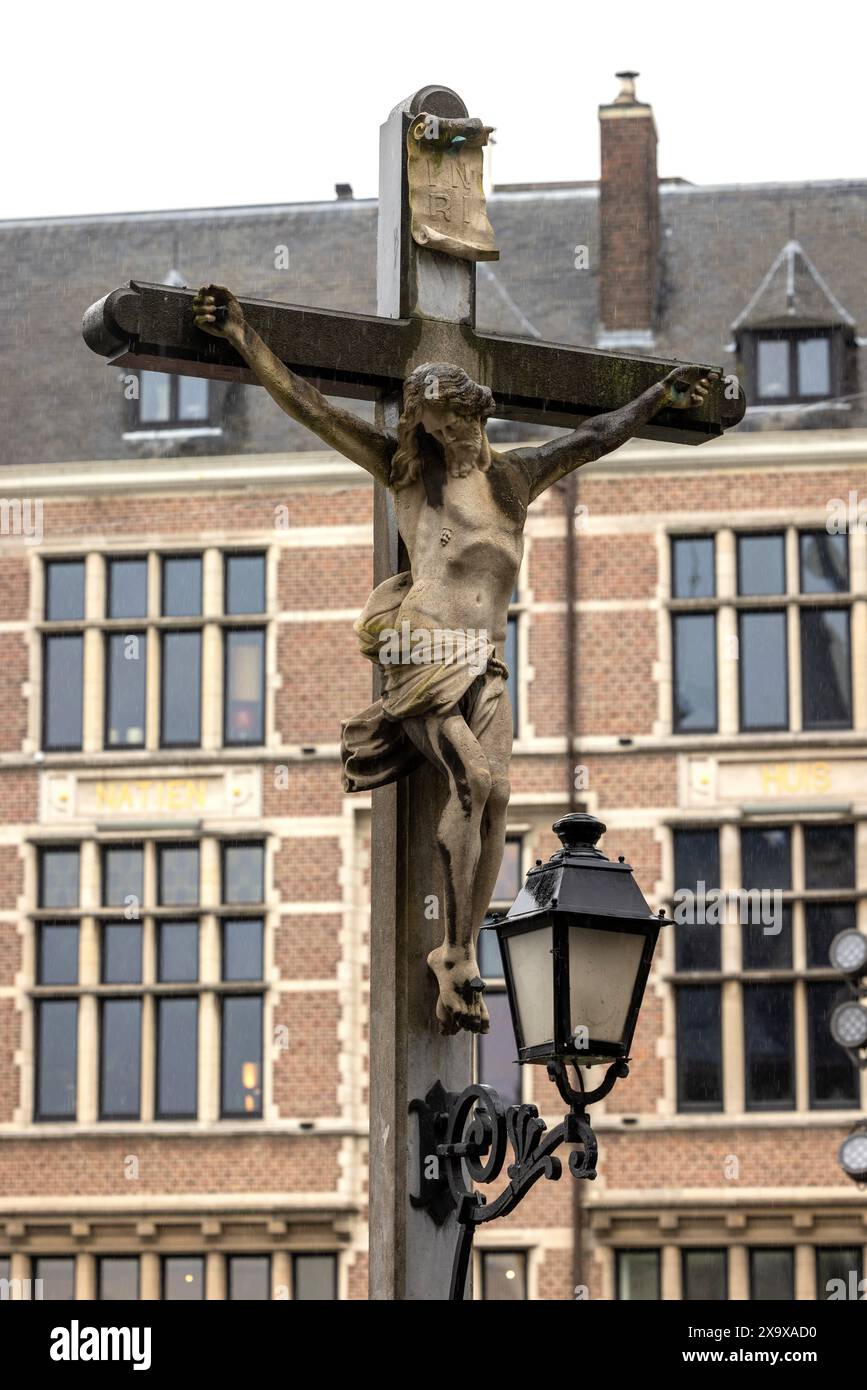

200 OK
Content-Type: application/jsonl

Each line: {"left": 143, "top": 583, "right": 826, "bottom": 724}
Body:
{"left": 410, "top": 1057, "right": 629, "bottom": 1300}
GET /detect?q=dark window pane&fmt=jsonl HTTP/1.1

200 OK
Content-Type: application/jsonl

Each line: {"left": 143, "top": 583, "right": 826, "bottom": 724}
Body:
{"left": 672, "top": 537, "right": 715, "bottom": 599}
{"left": 162, "top": 556, "right": 202, "bottom": 617}
{"left": 482, "top": 1251, "right": 527, "bottom": 1300}
{"left": 757, "top": 339, "right": 789, "bottom": 398}
{"left": 99, "top": 1257, "right": 139, "bottom": 1301}
{"left": 742, "top": 905, "right": 792, "bottom": 970}
{"left": 157, "top": 998, "right": 198, "bottom": 1117}
{"left": 737, "top": 534, "right": 785, "bottom": 596}
{"left": 750, "top": 1249, "right": 794, "bottom": 1300}
{"left": 106, "top": 632, "right": 147, "bottom": 747}
{"left": 44, "top": 635, "right": 83, "bottom": 749}
{"left": 800, "top": 532, "right": 848, "bottom": 594}
{"left": 107, "top": 558, "right": 148, "bottom": 618}
{"left": 224, "top": 629, "right": 265, "bottom": 745}
{"left": 676, "top": 986, "right": 722, "bottom": 1109}
{"left": 801, "top": 609, "right": 851, "bottom": 730}
{"left": 739, "top": 611, "right": 787, "bottom": 730}
{"left": 0, "top": 1258, "right": 8, "bottom": 1285}
{"left": 139, "top": 371, "right": 171, "bottom": 424}
{"left": 102, "top": 924, "right": 142, "bottom": 984}
{"left": 100, "top": 999, "right": 141, "bottom": 1118}
{"left": 159, "top": 922, "right": 199, "bottom": 983}
{"left": 45, "top": 560, "right": 85, "bottom": 620}
{"left": 163, "top": 1256, "right": 203, "bottom": 1301}
{"left": 477, "top": 993, "right": 520, "bottom": 1105}
{"left": 805, "top": 825, "right": 854, "bottom": 888}
{"left": 36, "top": 1000, "right": 77, "bottom": 1118}
{"left": 673, "top": 613, "right": 717, "bottom": 732}
{"left": 223, "top": 919, "right": 264, "bottom": 982}
{"left": 808, "top": 982, "right": 859, "bottom": 1108}
{"left": 797, "top": 337, "right": 830, "bottom": 397}
{"left": 492, "top": 838, "right": 522, "bottom": 903}
{"left": 293, "top": 1254, "right": 336, "bottom": 1301}
{"left": 807, "top": 902, "right": 857, "bottom": 968}
{"left": 177, "top": 375, "right": 210, "bottom": 422}
{"left": 40, "top": 848, "right": 80, "bottom": 908}
{"left": 744, "top": 984, "right": 794, "bottom": 1109}
{"left": 617, "top": 1250, "right": 659, "bottom": 1301}
{"left": 161, "top": 631, "right": 201, "bottom": 745}
{"left": 229, "top": 1255, "right": 270, "bottom": 1301}
{"left": 683, "top": 1249, "right": 727, "bottom": 1301}
{"left": 223, "top": 843, "right": 264, "bottom": 904}
{"left": 222, "top": 996, "right": 263, "bottom": 1117}
{"left": 35, "top": 1257, "right": 75, "bottom": 1300}
{"left": 505, "top": 614, "right": 518, "bottom": 735}
{"left": 103, "top": 846, "right": 143, "bottom": 908}
{"left": 817, "top": 1248, "right": 863, "bottom": 1300}
{"left": 39, "top": 924, "right": 79, "bottom": 985}
{"left": 225, "top": 554, "right": 266, "bottom": 615}
{"left": 479, "top": 917, "right": 504, "bottom": 978}
{"left": 674, "top": 829, "right": 721, "bottom": 971}
{"left": 741, "top": 827, "right": 791, "bottom": 891}
{"left": 159, "top": 845, "right": 199, "bottom": 906}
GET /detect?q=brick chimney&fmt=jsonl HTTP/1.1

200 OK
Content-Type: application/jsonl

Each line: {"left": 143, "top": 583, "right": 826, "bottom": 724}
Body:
{"left": 597, "top": 71, "right": 659, "bottom": 349}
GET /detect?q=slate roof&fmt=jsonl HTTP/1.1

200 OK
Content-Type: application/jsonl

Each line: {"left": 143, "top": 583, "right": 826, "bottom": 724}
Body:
{"left": 2, "top": 177, "right": 866, "bottom": 465}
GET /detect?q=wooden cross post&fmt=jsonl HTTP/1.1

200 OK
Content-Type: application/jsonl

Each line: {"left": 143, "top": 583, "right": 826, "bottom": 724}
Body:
{"left": 83, "top": 84, "right": 744, "bottom": 1301}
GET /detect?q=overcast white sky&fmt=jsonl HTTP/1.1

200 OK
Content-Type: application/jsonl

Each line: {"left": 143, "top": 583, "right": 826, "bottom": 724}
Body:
{"left": 3, "top": 0, "right": 864, "bottom": 220}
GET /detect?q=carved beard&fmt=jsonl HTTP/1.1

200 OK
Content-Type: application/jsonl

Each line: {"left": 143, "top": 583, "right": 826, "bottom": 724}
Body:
{"left": 442, "top": 433, "right": 483, "bottom": 478}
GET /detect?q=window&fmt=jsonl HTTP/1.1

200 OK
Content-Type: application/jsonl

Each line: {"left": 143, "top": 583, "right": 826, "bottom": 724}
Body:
{"left": 228, "top": 1255, "right": 271, "bottom": 1301}
{"left": 43, "top": 551, "right": 270, "bottom": 751}
{"left": 31, "top": 837, "right": 266, "bottom": 1124}
{"left": 616, "top": 1250, "right": 660, "bottom": 1301}
{"left": 163, "top": 1256, "right": 204, "bottom": 1301}
{"left": 750, "top": 1248, "right": 794, "bottom": 1300}
{"left": 676, "top": 986, "right": 722, "bottom": 1110}
{"left": 293, "top": 1253, "right": 337, "bottom": 1300}
{"left": 481, "top": 1250, "right": 527, "bottom": 1300}
{"left": 668, "top": 529, "right": 853, "bottom": 737}
{"left": 35, "top": 1257, "right": 76, "bottom": 1300}
{"left": 671, "top": 537, "right": 717, "bottom": 733}
{"left": 476, "top": 836, "right": 522, "bottom": 1106}
{"left": 683, "top": 1249, "right": 727, "bottom": 1301}
{"left": 99, "top": 1257, "right": 140, "bottom": 1301}
{"left": 137, "top": 370, "right": 212, "bottom": 429}
{"left": 673, "top": 828, "right": 721, "bottom": 971}
{"left": 744, "top": 984, "right": 794, "bottom": 1109}
{"left": 751, "top": 330, "right": 835, "bottom": 404}
{"left": 816, "top": 1247, "right": 863, "bottom": 1300}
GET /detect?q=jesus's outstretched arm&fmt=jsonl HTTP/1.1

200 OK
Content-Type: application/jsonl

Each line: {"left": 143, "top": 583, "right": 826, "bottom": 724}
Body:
{"left": 192, "top": 285, "right": 395, "bottom": 486}
{"left": 511, "top": 366, "right": 714, "bottom": 501}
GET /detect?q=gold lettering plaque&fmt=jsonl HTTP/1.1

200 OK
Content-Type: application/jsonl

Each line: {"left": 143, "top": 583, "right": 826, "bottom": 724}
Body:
{"left": 406, "top": 113, "right": 499, "bottom": 263}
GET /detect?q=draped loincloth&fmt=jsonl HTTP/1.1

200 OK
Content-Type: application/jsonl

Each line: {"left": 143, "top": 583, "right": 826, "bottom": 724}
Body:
{"left": 340, "top": 571, "right": 509, "bottom": 793}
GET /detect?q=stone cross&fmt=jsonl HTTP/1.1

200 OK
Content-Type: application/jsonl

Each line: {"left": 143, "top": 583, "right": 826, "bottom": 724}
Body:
{"left": 83, "top": 83, "right": 744, "bottom": 1301}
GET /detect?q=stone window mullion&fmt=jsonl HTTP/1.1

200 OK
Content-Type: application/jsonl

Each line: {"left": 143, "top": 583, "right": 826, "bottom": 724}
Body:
{"left": 720, "top": 822, "right": 743, "bottom": 1114}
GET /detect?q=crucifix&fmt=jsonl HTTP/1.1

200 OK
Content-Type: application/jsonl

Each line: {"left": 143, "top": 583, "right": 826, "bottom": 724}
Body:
{"left": 83, "top": 83, "right": 744, "bottom": 1300}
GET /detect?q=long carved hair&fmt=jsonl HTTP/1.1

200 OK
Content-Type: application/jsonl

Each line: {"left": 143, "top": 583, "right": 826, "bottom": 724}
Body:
{"left": 390, "top": 362, "right": 495, "bottom": 490}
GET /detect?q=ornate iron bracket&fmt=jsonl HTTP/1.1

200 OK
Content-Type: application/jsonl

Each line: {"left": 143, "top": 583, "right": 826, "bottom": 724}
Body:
{"left": 410, "top": 1057, "right": 629, "bottom": 1300}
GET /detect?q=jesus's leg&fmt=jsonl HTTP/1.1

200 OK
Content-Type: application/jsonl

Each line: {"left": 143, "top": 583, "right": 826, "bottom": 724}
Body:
{"left": 403, "top": 709, "right": 492, "bottom": 1035}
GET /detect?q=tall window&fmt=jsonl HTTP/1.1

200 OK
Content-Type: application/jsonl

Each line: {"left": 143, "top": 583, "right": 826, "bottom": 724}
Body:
{"left": 682, "top": 1249, "right": 727, "bottom": 1300}
{"left": 41, "top": 551, "right": 268, "bottom": 752}
{"left": 671, "top": 536, "right": 717, "bottom": 733}
{"left": 476, "top": 837, "right": 523, "bottom": 1106}
{"left": 31, "top": 838, "right": 266, "bottom": 1123}
{"left": 616, "top": 1250, "right": 660, "bottom": 1300}
{"left": 750, "top": 1248, "right": 794, "bottom": 1300}
{"left": 672, "top": 821, "right": 860, "bottom": 1114}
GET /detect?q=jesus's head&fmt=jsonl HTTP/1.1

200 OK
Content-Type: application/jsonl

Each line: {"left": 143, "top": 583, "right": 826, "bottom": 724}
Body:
{"left": 391, "top": 363, "right": 495, "bottom": 488}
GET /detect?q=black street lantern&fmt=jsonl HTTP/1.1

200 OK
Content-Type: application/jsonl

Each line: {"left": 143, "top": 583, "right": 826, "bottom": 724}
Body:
{"left": 490, "top": 812, "right": 670, "bottom": 1068}
{"left": 412, "top": 812, "right": 671, "bottom": 1300}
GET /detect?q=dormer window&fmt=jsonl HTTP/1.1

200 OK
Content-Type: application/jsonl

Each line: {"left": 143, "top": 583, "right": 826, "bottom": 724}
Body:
{"left": 138, "top": 370, "right": 211, "bottom": 427}
{"left": 754, "top": 329, "right": 835, "bottom": 404}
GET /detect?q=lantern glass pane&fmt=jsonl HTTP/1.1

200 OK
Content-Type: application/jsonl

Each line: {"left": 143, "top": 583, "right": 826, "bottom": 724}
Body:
{"left": 568, "top": 925, "right": 646, "bottom": 1051}
{"left": 504, "top": 923, "right": 553, "bottom": 1049}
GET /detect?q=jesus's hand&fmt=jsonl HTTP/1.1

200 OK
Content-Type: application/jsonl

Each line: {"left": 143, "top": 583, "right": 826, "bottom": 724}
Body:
{"left": 192, "top": 285, "right": 245, "bottom": 343}
{"left": 662, "top": 365, "right": 715, "bottom": 410}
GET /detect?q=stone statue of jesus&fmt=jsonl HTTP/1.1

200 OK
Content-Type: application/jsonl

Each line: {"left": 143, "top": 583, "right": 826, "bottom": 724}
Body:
{"left": 193, "top": 286, "right": 710, "bottom": 1036}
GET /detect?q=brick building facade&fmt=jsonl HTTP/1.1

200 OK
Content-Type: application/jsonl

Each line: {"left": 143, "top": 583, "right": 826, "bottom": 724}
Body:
{"left": 0, "top": 76, "right": 865, "bottom": 1300}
